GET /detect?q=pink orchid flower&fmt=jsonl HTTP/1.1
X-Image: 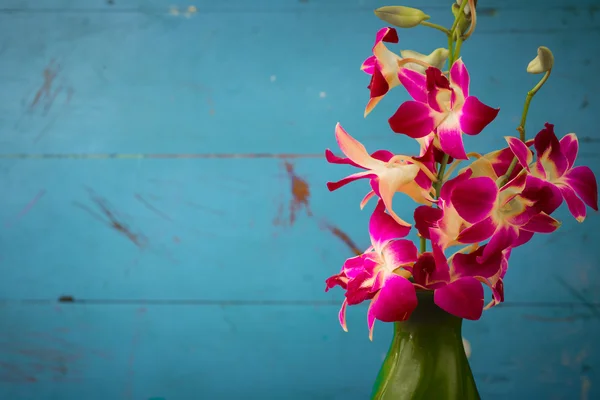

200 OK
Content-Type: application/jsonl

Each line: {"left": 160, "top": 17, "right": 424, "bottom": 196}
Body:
{"left": 415, "top": 167, "right": 560, "bottom": 262}
{"left": 411, "top": 243, "right": 509, "bottom": 320}
{"left": 361, "top": 27, "right": 402, "bottom": 116}
{"left": 325, "top": 200, "right": 419, "bottom": 340}
{"left": 326, "top": 123, "right": 438, "bottom": 227}
{"left": 508, "top": 123, "right": 598, "bottom": 222}
{"left": 388, "top": 59, "right": 500, "bottom": 160}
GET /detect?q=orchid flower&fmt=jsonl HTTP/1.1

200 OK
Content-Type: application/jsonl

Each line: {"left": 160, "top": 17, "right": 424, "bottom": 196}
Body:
{"left": 508, "top": 123, "right": 599, "bottom": 222}
{"left": 326, "top": 123, "right": 438, "bottom": 226}
{"left": 411, "top": 243, "right": 509, "bottom": 320}
{"left": 325, "top": 200, "right": 419, "bottom": 340}
{"left": 361, "top": 27, "right": 448, "bottom": 116}
{"left": 388, "top": 59, "right": 499, "bottom": 160}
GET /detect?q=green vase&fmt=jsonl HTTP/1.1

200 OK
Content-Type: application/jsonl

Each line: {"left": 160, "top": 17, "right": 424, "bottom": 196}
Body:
{"left": 371, "top": 291, "right": 481, "bottom": 400}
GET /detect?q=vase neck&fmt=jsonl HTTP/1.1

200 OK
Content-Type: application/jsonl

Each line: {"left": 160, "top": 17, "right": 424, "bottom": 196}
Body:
{"left": 371, "top": 291, "right": 480, "bottom": 400}
{"left": 393, "top": 291, "right": 462, "bottom": 337}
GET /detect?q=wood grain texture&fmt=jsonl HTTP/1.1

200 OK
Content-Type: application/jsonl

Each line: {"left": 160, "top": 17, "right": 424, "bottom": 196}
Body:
{"left": 0, "top": 0, "right": 599, "bottom": 398}
{"left": 0, "top": 304, "right": 597, "bottom": 400}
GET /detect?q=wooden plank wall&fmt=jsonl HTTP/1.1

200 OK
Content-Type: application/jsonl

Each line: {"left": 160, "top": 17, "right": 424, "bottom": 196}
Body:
{"left": 0, "top": 0, "right": 599, "bottom": 399}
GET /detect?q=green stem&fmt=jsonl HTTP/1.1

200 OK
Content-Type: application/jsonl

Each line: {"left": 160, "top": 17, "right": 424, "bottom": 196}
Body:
{"left": 434, "top": 154, "right": 450, "bottom": 197}
{"left": 419, "top": 21, "right": 451, "bottom": 35}
{"left": 497, "top": 69, "right": 552, "bottom": 187}
{"left": 419, "top": 237, "right": 426, "bottom": 253}
{"left": 453, "top": 34, "right": 464, "bottom": 61}
{"left": 447, "top": 34, "right": 455, "bottom": 66}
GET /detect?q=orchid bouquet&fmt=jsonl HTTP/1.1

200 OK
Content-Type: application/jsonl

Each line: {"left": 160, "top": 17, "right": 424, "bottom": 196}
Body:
{"left": 324, "top": 1, "right": 598, "bottom": 341}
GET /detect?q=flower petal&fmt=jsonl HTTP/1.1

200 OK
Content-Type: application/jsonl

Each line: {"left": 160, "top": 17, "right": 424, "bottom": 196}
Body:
{"left": 374, "top": 27, "right": 399, "bottom": 45}
{"left": 437, "top": 113, "right": 468, "bottom": 160}
{"left": 397, "top": 68, "right": 428, "bottom": 103}
{"left": 451, "top": 176, "right": 498, "bottom": 224}
{"left": 412, "top": 252, "right": 450, "bottom": 288}
{"left": 562, "top": 166, "right": 598, "bottom": 211}
{"left": 361, "top": 56, "right": 377, "bottom": 75}
{"left": 360, "top": 190, "right": 377, "bottom": 209}
{"left": 559, "top": 133, "right": 579, "bottom": 170}
{"left": 382, "top": 239, "right": 419, "bottom": 268}
{"left": 326, "top": 171, "right": 376, "bottom": 192}
{"left": 534, "top": 123, "right": 569, "bottom": 178}
{"left": 414, "top": 205, "right": 444, "bottom": 239}
{"left": 339, "top": 299, "right": 348, "bottom": 331}
{"left": 434, "top": 277, "right": 484, "bottom": 320}
{"left": 559, "top": 185, "right": 587, "bottom": 222}
{"left": 459, "top": 96, "right": 500, "bottom": 136}
{"left": 505, "top": 136, "right": 532, "bottom": 171}
{"left": 452, "top": 245, "right": 505, "bottom": 280}
{"left": 369, "top": 200, "right": 411, "bottom": 250}
{"left": 367, "top": 274, "right": 417, "bottom": 340}
{"left": 389, "top": 101, "right": 437, "bottom": 139}
{"left": 520, "top": 213, "right": 561, "bottom": 233}
{"left": 479, "top": 225, "right": 518, "bottom": 262}
{"left": 449, "top": 58, "right": 470, "bottom": 98}
{"left": 457, "top": 217, "right": 497, "bottom": 243}
{"left": 334, "top": 123, "right": 381, "bottom": 170}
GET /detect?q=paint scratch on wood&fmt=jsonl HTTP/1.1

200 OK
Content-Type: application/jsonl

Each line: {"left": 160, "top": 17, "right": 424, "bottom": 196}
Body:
{"left": 30, "top": 61, "right": 60, "bottom": 112}
{"left": 134, "top": 193, "right": 172, "bottom": 222}
{"left": 4, "top": 189, "right": 46, "bottom": 228}
{"left": 74, "top": 189, "right": 148, "bottom": 248}
{"left": 319, "top": 220, "right": 362, "bottom": 256}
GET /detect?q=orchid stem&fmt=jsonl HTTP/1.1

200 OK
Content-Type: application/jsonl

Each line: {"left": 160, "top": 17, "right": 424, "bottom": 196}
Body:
{"left": 454, "top": 34, "right": 464, "bottom": 61}
{"left": 434, "top": 153, "right": 451, "bottom": 197}
{"left": 497, "top": 69, "right": 552, "bottom": 187}
{"left": 420, "top": 21, "right": 451, "bottom": 35}
{"left": 420, "top": 236, "right": 426, "bottom": 253}
{"left": 450, "top": 0, "right": 470, "bottom": 34}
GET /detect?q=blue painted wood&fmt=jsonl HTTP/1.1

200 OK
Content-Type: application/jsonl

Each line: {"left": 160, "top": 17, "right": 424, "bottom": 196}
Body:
{"left": 0, "top": 158, "right": 598, "bottom": 304}
{"left": 0, "top": 0, "right": 599, "bottom": 398}
{"left": 0, "top": 303, "right": 598, "bottom": 400}
{"left": 0, "top": 4, "right": 599, "bottom": 154}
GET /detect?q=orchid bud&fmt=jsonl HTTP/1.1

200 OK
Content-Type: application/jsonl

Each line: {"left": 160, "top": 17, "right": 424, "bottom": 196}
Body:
{"left": 527, "top": 46, "right": 554, "bottom": 74}
{"left": 374, "top": 6, "right": 430, "bottom": 29}
{"left": 456, "top": 0, "right": 471, "bottom": 15}
{"left": 400, "top": 48, "right": 449, "bottom": 73}
{"left": 451, "top": 4, "right": 471, "bottom": 34}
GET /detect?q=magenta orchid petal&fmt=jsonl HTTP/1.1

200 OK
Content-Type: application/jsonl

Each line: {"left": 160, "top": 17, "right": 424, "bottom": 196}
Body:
{"left": 383, "top": 240, "right": 419, "bottom": 267}
{"left": 451, "top": 176, "right": 498, "bottom": 224}
{"left": 413, "top": 252, "right": 450, "bottom": 288}
{"left": 338, "top": 299, "right": 348, "bottom": 331}
{"left": 520, "top": 213, "right": 561, "bottom": 233}
{"left": 361, "top": 56, "right": 377, "bottom": 75}
{"left": 480, "top": 225, "right": 519, "bottom": 262}
{"left": 389, "top": 101, "right": 437, "bottom": 139}
{"left": 437, "top": 114, "right": 469, "bottom": 160}
{"left": 534, "top": 123, "right": 569, "bottom": 177}
{"left": 414, "top": 206, "right": 444, "bottom": 240}
{"left": 562, "top": 166, "right": 599, "bottom": 211}
{"left": 397, "top": 68, "right": 428, "bottom": 103}
{"left": 559, "top": 185, "right": 588, "bottom": 222}
{"left": 369, "top": 200, "right": 411, "bottom": 250}
{"left": 449, "top": 58, "right": 470, "bottom": 97}
{"left": 452, "top": 245, "right": 504, "bottom": 278}
{"left": 346, "top": 270, "right": 377, "bottom": 305}
{"left": 434, "top": 277, "right": 484, "bottom": 320}
{"left": 456, "top": 217, "right": 496, "bottom": 244}
{"left": 505, "top": 136, "right": 533, "bottom": 171}
{"left": 326, "top": 171, "right": 376, "bottom": 192}
{"left": 514, "top": 229, "right": 535, "bottom": 248}
{"left": 559, "top": 133, "right": 579, "bottom": 169}
{"left": 459, "top": 96, "right": 500, "bottom": 136}
{"left": 374, "top": 27, "right": 399, "bottom": 45}
{"left": 367, "top": 274, "right": 418, "bottom": 339}
{"left": 522, "top": 175, "right": 563, "bottom": 215}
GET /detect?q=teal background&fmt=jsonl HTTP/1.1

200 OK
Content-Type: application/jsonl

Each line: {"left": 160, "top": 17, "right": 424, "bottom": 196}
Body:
{"left": 0, "top": 0, "right": 599, "bottom": 398}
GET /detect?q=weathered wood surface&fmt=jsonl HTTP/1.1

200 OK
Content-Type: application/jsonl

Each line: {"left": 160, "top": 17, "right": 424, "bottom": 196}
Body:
{"left": 0, "top": 0, "right": 599, "bottom": 399}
